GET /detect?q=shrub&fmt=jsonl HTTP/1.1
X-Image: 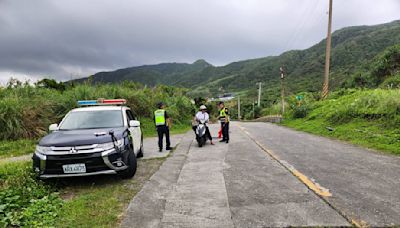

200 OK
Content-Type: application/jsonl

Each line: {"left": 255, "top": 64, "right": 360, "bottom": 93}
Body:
{"left": 0, "top": 162, "right": 62, "bottom": 227}
{"left": 292, "top": 105, "right": 310, "bottom": 119}
{"left": 0, "top": 83, "right": 194, "bottom": 140}
{"left": 380, "top": 73, "right": 400, "bottom": 89}
{"left": 305, "top": 89, "right": 400, "bottom": 127}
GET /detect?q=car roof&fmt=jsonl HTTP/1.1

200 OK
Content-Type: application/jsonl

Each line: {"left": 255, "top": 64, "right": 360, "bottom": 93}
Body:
{"left": 71, "top": 106, "right": 128, "bottom": 112}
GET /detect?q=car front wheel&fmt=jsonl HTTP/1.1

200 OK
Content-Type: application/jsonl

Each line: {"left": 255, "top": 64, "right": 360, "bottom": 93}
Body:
{"left": 137, "top": 137, "right": 144, "bottom": 158}
{"left": 118, "top": 149, "right": 137, "bottom": 178}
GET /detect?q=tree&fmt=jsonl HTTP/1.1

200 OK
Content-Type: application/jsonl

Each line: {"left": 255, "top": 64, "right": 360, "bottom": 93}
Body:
{"left": 35, "top": 78, "right": 66, "bottom": 91}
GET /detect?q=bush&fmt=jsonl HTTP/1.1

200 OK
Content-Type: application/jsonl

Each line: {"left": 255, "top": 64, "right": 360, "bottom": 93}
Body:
{"left": 261, "top": 103, "right": 282, "bottom": 116}
{"left": 342, "top": 44, "right": 400, "bottom": 88}
{"left": 369, "top": 44, "right": 400, "bottom": 86}
{"left": 0, "top": 162, "right": 62, "bottom": 227}
{"left": 0, "top": 82, "right": 194, "bottom": 140}
{"left": 380, "top": 73, "right": 400, "bottom": 89}
{"left": 304, "top": 89, "right": 400, "bottom": 127}
{"left": 291, "top": 105, "right": 310, "bottom": 119}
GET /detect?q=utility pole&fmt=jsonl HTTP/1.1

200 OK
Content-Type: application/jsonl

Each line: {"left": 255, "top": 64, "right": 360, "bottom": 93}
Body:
{"left": 252, "top": 101, "right": 255, "bottom": 119}
{"left": 322, "top": 0, "right": 333, "bottom": 99}
{"left": 257, "top": 82, "right": 262, "bottom": 107}
{"left": 237, "top": 96, "right": 241, "bottom": 120}
{"left": 280, "top": 66, "right": 285, "bottom": 115}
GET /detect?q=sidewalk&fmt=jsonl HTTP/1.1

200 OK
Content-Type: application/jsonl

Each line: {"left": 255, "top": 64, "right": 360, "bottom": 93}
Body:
{"left": 141, "top": 134, "right": 186, "bottom": 159}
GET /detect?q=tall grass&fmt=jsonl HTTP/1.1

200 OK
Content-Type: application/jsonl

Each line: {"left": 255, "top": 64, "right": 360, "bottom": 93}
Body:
{"left": 0, "top": 83, "right": 194, "bottom": 140}
{"left": 282, "top": 88, "right": 400, "bottom": 155}
{"left": 307, "top": 89, "right": 400, "bottom": 127}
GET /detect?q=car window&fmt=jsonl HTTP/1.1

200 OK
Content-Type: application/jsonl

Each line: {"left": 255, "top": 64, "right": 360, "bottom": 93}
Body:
{"left": 59, "top": 110, "right": 123, "bottom": 130}
{"left": 126, "top": 110, "right": 136, "bottom": 121}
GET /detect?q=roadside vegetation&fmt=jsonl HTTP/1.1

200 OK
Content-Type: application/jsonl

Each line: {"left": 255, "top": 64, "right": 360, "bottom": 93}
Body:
{"left": 0, "top": 157, "right": 165, "bottom": 227}
{"left": 0, "top": 140, "right": 36, "bottom": 159}
{"left": 0, "top": 161, "right": 62, "bottom": 227}
{"left": 0, "top": 81, "right": 193, "bottom": 156}
{"left": 281, "top": 89, "right": 400, "bottom": 155}
{"left": 0, "top": 81, "right": 193, "bottom": 227}
{"left": 270, "top": 45, "right": 400, "bottom": 155}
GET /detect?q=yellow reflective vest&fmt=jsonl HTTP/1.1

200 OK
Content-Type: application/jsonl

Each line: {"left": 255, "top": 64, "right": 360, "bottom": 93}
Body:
{"left": 154, "top": 109, "right": 166, "bottom": 126}
{"left": 219, "top": 108, "right": 229, "bottom": 123}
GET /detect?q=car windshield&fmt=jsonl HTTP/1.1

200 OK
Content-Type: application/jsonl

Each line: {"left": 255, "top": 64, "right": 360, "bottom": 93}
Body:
{"left": 59, "top": 110, "right": 123, "bottom": 130}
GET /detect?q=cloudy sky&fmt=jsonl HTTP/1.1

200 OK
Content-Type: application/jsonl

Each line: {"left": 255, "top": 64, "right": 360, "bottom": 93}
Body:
{"left": 0, "top": 0, "right": 399, "bottom": 85}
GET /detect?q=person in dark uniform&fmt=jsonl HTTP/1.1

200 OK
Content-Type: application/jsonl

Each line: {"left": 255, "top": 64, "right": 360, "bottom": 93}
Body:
{"left": 154, "top": 102, "right": 172, "bottom": 152}
{"left": 218, "top": 101, "right": 229, "bottom": 143}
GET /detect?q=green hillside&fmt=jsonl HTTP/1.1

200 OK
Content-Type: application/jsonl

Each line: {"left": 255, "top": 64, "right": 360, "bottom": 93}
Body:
{"left": 75, "top": 20, "right": 400, "bottom": 99}
{"left": 75, "top": 59, "right": 213, "bottom": 86}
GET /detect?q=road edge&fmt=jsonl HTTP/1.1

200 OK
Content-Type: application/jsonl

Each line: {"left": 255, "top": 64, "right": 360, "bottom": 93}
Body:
{"left": 120, "top": 131, "right": 193, "bottom": 228}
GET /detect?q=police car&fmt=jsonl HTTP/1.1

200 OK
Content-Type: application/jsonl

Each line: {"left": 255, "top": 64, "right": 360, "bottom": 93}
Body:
{"left": 33, "top": 99, "right": 143, "bottom": 179}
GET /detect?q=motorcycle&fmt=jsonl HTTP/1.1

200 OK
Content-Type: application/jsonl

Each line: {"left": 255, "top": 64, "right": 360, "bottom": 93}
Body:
{"left": 195, "top": 119, "right": 208, "bottom": 147}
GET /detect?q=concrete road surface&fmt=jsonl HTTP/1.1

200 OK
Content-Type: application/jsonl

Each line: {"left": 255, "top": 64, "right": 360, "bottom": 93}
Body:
{"left": 121, "top": 122, "right": 400, "bottom": 227}
{"left": 141, "top": 134, "right": 185, "bottom": 159}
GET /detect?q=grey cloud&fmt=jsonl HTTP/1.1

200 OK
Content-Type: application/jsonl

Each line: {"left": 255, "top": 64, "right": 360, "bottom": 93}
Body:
{"left": 0, "top": 0, "right": 399, "bottom": 82}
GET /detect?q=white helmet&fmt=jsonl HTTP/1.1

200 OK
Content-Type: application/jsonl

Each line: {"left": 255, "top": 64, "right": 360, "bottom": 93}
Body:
{"left": 199, "top": 105, "right": 207, "bottom": 110}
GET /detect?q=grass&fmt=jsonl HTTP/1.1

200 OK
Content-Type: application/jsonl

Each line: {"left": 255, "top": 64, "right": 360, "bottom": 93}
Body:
{"left": 281, "top": 118, "right": 400, "bottom": 155}
{"left": 0, "top": 158, "right": 166, "bottom": 227}
{"left": 55, "top": 158, "right": 165, "bottom": 227}
{"left": 0, "top": 83, "right": 195, "bottom": 141}
{"left": 0, "top": 139, "right": 36, "bottom": 159}
{"left": 0, "top": 161, "right": 62, "bottom": 227}
{"left": 281, "top": 89, "right": 400, "bottom": 155}
{"left": 140, "top": 118, "right": 191, "bottom": 137}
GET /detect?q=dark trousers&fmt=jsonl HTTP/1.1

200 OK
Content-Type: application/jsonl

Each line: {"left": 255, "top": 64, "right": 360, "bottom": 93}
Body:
{"left": 221, "top": 122, "right": 229, "bottom": 141}
{"left": 192, "top": 126, "right": 212, "bottom": 141}
{"left": 157, "top": 125, "right": 170, "bottom": 149}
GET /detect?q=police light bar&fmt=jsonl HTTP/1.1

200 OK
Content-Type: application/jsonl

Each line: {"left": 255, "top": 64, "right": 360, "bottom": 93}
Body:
{"left": 77, "top": 99, "right": 127, "bottom": 106}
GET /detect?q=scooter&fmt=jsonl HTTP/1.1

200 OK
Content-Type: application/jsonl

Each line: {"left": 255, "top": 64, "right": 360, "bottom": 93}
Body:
{"left": 195, "top": 119, "right": 208, "bottom": 147}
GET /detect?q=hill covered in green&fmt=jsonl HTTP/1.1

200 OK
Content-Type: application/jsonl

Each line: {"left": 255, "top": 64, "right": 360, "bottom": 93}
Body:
{"left": 75, "top": 59, "right": 213, "bottom": 87}
{"left": 75, "top": 20, "right": 400, "bottom": 99}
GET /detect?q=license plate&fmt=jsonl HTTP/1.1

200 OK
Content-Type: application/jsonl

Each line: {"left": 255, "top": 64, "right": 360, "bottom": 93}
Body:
{"left": 62, "top": 164, "right": 86, "bottom": 173}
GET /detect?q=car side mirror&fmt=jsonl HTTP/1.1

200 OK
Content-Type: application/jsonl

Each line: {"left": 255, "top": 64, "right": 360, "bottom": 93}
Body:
{"left": 129, "top": 120, "right": 140, "bottom": 127}
{"left": 49, "top": 124, "right": 58, "bottom": 131}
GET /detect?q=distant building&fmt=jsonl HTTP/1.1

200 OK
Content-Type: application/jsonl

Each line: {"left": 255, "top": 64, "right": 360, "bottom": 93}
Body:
{"left": 217, "top": 93, "right": 235, "bottom": 101}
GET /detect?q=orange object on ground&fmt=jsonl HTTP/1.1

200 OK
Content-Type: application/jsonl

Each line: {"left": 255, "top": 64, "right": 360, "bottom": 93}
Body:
{"left": 218, "top": 128, "right": 222, "bottom": 138}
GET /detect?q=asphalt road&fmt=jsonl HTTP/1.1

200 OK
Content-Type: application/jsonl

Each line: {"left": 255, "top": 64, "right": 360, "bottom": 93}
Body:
{"left": 121, "top": 122, "right": 400, "bottom": 227}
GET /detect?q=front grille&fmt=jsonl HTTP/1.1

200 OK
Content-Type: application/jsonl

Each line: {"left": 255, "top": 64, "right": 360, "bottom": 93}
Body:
{"left": 49, "top": 144, "right": 103, "bottom": 155}
{"left": 44, "top": 153, "right": 109, "bottom": 175}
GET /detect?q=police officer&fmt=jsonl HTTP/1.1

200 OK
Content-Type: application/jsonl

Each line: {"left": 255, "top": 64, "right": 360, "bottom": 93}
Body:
{"left": 154, "top": 102, "right": 172, "bottom": 152}
{"left": 218, "top": 101, "right": 229, "bottom": 143}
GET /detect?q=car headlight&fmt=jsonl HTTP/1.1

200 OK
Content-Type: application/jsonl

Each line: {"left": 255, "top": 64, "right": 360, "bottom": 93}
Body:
{"left": 35, "top": 145, "right": 51, "bottom": 154}
{"left": 97, "top": 139, "right": 123, "bottom": 150}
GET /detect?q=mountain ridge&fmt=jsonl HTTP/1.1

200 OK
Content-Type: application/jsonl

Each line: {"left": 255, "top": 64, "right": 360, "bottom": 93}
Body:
{"left": 74, "top": 20, "right": 400, "bottom": 98}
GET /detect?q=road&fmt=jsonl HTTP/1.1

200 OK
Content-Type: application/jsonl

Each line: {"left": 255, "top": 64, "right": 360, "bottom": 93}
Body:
{"left": 121, "top": 122, "right": 400, "bottom": 227}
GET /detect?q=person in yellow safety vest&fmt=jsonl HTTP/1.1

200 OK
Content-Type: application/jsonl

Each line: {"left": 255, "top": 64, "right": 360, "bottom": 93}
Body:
{"left": 154, "top": 102, "right": 172, "bottom": 152}
{"left": 218, "top": 101, "right": 229, "bottom": 143}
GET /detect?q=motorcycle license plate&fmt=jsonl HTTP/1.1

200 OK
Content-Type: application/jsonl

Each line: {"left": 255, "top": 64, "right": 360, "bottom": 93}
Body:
{"left": 62, "top": 164, "right": 86, "bottom": 173}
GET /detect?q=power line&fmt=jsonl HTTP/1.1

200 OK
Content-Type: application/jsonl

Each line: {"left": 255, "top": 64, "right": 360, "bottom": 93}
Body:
{"left": 284, "top": 0, "right": 320, "bottom": 51}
